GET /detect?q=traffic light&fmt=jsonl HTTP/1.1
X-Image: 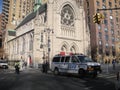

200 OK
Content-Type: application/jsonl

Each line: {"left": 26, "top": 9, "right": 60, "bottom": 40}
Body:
{"left": 93, "top": 13, "right": 98, "bottom": 24}
{"left": 93, "top": 13, "right": 104, "bottom": 24}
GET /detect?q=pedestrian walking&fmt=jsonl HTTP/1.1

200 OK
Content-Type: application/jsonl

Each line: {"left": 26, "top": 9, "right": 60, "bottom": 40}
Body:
{"left": 24, "top": 61, "right": 27, "bottom": 69}
{"left": 112, "top": 59, "right": 116, "bottom": 70}
{"left": 42, "top": 61, "right": 46, "bottom": 73}
{"left": 15, "top": 61, "right": 20, "bottom": 74}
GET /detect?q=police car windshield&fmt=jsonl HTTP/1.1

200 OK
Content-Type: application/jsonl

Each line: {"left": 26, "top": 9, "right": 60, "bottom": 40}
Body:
{"left": 78, "top": 56, "right": 93, "bottom": 63}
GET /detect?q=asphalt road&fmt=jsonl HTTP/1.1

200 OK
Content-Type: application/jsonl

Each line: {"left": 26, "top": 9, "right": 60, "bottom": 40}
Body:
{"left": 0, "top": 68, "right": 117, "bottom": 90}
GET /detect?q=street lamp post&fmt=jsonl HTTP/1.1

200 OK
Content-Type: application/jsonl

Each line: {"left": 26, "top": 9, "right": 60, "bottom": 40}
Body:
{"left": 44, "top": 28, "right": 53, "bottom": 68}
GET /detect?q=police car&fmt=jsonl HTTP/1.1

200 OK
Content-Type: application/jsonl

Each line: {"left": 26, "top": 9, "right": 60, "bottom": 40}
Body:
{"left": 51, "top": 54, "right": 101, "bottom": 77}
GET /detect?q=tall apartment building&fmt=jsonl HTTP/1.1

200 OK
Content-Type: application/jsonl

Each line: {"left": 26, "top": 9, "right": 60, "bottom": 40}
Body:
{"left": 115, "top": 0, "right": 120, "bottom": 62}
{"left": 1, "top": 0, "right": 35, "bottom": 58}
{"left": 2, "top": 0, "right": 35, "bottom": 30}
{"left": 0, "top": 14, "right": 2, "bottom": 37}
{"left": 1, "top": 0, "right": 10, "bottom": 31}
{"left": 84, "top": 0, "right": 120, "bottom": 63}
{"left": 0, "top": 14, "right": 4, "bottom": 58}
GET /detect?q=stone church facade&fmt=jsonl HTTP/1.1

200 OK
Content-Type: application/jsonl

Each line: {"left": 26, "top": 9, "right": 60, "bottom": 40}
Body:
{"left": 6, "top": 0, "right": 90, "bottom": 68}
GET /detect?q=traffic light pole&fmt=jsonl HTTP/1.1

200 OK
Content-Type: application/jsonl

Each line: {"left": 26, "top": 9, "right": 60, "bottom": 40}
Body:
{"left": 97, "top": 7, "right": 120, "bottom": 11}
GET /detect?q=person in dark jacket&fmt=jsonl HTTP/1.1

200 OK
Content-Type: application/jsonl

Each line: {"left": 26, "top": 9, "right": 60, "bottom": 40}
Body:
{"left": 112, "top": 59, "right": 116, "bottom": 70}
{"left": 15, "top": 62, "right": 20, "bottom": 74}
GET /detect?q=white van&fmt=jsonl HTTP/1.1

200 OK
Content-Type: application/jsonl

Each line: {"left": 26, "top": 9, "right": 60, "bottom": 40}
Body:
{"left": 51, "top": 54, "right": 101, "bottom": 77}
{"left": 0, "top": 60, "right": 8, "bottom": 69}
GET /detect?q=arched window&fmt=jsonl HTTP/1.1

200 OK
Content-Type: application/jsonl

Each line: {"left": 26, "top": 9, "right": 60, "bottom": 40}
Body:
{"left": 61, "top": 45, "right": 67, "bottom": 54}
{"left": 61, "top": 5, "right": 75, "bottom": 26}
{"left": 17, "top": 40, "right": 19, "bottom": 54}
{"left": 29, "top": 34, "right": 33, "bottom": 51}
{"left": 22, "top": 37, "right": 25, "bottom": 52}
{"left": 70, "top": 46, "right": 76, "bottom": 53}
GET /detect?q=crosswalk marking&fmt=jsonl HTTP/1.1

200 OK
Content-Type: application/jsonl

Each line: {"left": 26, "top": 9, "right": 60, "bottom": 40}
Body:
{"left": 98, "top": 73, "right": 116, "bottom": 79}
{"left": 105, "top": 75, "right": 116, "bottom": 79}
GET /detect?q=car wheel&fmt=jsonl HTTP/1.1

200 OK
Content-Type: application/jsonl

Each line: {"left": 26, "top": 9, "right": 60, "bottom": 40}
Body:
{"left": 92, "top": 71, "right": 98, "bottom": 78}
{"left": 79, "top": 69, "right": 85, "bottom": 78}
{"left": 2, "top": 65, "right": 6, "bottom": 69}
{"left": 54, "top": 68, "right": 59, "bottom": 75}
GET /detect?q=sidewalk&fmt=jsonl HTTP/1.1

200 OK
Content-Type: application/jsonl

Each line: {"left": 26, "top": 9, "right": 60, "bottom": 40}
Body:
{"left": 101, "top": 63, "right": 120, "bottom": 74}
{"left": 8, "top": 65, "right": 42, "bottom": 73}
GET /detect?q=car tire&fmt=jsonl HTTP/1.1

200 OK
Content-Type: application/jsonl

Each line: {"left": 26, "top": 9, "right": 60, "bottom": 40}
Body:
{"left": 2, "top": 65, "right": 6, "bottom": 69}
{"left": 79, "top": 69, "right": 85, "bottom": 78}
{"left": 54, "top": 68, "right": 59, "bottom": 75}
{"left": 92, "top": 71, "right": 97, "bottom": 78}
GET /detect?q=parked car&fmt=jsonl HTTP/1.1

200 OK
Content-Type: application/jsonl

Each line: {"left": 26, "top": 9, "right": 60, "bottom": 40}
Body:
{"left": 51, "top": 54, "right": 101, "bottom": 78}
{"left": 0, "top": 60, "right": 9, "bottom": 69}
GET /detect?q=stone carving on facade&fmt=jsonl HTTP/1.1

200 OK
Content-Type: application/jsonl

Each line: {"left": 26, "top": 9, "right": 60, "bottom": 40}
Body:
{"left": 75, "top": 0, "right": 83, "bottom": 8}
{"left": 61, "top": 4, "right": 75, "bottom": 37}
{"left": 61, "top": 5, "right": 74, "bottom": 27}
{"left": 48, "top": 0, "right": 54, "bottom": 4}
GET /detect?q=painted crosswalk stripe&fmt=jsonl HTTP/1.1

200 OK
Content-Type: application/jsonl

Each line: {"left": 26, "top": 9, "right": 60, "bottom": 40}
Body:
{"left": 98, "top": 74, "right": 116, "bottom": 78}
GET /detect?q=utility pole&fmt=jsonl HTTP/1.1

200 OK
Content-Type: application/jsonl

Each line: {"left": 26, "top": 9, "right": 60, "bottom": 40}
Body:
{"left": 44, "top": 28, "right": 53, "bottom": 69}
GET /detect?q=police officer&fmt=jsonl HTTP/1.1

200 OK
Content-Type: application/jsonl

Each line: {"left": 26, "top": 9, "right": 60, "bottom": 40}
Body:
{"left": 15, "top": 61, "right": 20, "bottom": 74}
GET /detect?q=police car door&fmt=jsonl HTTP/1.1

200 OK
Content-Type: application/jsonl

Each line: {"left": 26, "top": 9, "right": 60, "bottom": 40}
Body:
{"left": 60, "top": 56, "right": 70, "bottom": 72}
{"left": 68, "top": 56, "right": 79, "bottom": 74}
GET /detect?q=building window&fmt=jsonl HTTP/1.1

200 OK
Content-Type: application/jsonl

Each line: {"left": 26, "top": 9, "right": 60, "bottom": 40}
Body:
{"left": 70, "top": 46, "right": 76, "bottom": 53}
{"left": 17, "top": 40, "right": 19, "bottom": 54}
{"left": 61, "top": 5, "right": 75, "bottom": 26}
{"left": 104, "top": 27, "right": 108, "bottom": 32}
{"left": 111, "top": 29, "right": 114, "bottom": 35}
{"left": 99, "top": 40, "right": 102, "bottom": 45}
{"left": 29, "top": 34, "right": 33, "bottom": 51}
{"left": 0, "top": 39, "right": 2, "bottom": 48}
{"left": 112, "top": 44, "right": 115, "bottom": 56}
{"left": 116, "top": 17, "right": 119, "bottom": 22}
{"left": 87, "top": 1, "right": 89, "bottom": 7}
{"left": 103, "top": 12, "right": 107, "bottom": 18}
{"left": 110, "top": 10, "right": 113, "bottom": 14}
{"left": 112, "top": 36, "right": 115, "bottom": 42}
{"left": 102, "top": 0, "right": 106, "bottom": 3}
{"left": 110, "top": 21, "right": 114, "bottom": 28}
{"left": 106, "top": 50, "right": 109, "bottom": 56}
{"left": 109, "top": 2, "right": 112, "bottom": 7}
{"left": 99, "top": 32, "right": 102, "bottom": 39}
{"left": 110, "top": 16, "right": 113, "bottom": 20}
{"left": 14, "top": 0, "right": 16, "bottom": 3}
{"left": 118, "top": 31, "right": 120, "bottom": 36}
{"left": 96, "top": 1, "right": 100, "bottom": 6}
{"left": 98, "top": 25, "right": 101, "bottom": 30}
{"left": 105, "top": 35, "right": 109, "bottom": 41}
{"left": 116, "top": 11, "right": 118, "bottom": 16}
{"left": 105, "top": 43, "right": 109, "bottom": 48}
{"left": 22, "top": 38, "right": 25, "bottom": 52}
{"left": 102, "top": 5, "right": 106, "bottom": 9}
{"left": 104, "top": 19, "right": 108, "bottom": 25}
{"left": 87, "top": 10, "right": 89, "bottom": 15}
{"left": 87, "top": 16, "right": 90, "bottom": 23}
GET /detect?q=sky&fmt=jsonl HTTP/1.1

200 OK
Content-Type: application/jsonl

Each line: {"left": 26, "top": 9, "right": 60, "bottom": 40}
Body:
{"left": 0, "top": 0, "right": 3, "bottom": 13}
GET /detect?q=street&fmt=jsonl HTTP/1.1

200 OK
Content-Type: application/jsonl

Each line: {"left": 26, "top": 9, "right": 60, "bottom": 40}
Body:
{"left": 0, "top": 64, "right": 118, "bottom": 90}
